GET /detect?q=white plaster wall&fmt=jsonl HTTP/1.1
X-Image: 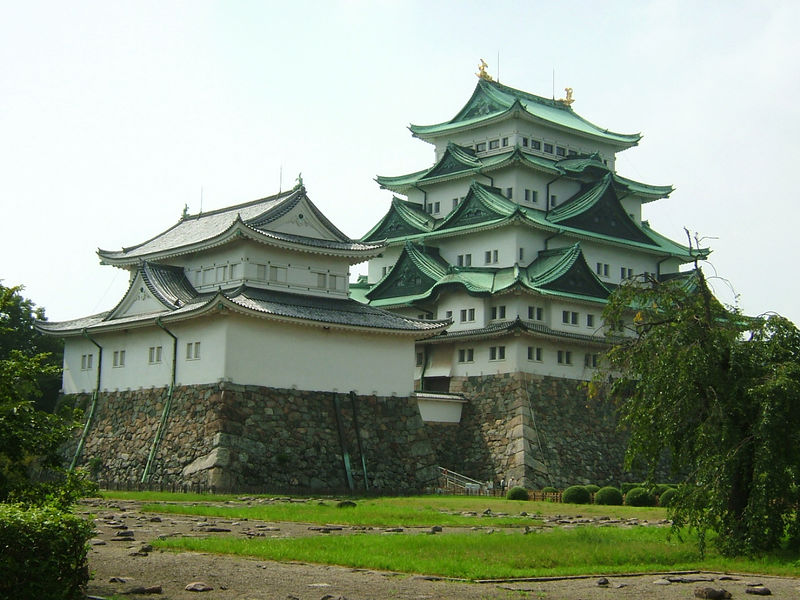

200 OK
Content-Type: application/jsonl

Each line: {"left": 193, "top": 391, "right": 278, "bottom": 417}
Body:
{"left": 223, "top": 315, "right": 415, "bottom": 396}
{"left": 61, "top": 318, "right": 229, "bottom": 394}
{"left": 549, "top": 238, "right": 673, "bottom": 285}
{"left": 367, "top": 245, "right": 403, "bottom": 284}
{"left": 435, "top": 227, "right": 519, "bottom": 270}
{"left": 421, "top": 180, "right": 473, "bottom": 218}
{"left": 416, "top": 398, "right": 464, "bottom": 423}
{"left": 435, "top": 289, "right": 484, "bottom": 332}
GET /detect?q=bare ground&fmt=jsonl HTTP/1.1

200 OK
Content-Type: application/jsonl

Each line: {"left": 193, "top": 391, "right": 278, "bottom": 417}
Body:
{"left": 81, "top": 499, "right": 800, "bottom": 600}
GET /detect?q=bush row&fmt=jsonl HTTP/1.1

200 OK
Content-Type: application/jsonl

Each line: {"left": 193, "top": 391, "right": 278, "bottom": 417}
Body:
{"left": 0, "top": 503, "right": 94, "bottom": 600}
{"left": 506, "top": 483, "right": 677, "bottom": 506}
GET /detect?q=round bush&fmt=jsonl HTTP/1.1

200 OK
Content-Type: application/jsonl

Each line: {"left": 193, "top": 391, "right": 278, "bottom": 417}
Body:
{"left": 594, "top": 486, "right": 623, "bottom": 505}
{"left": 654, "top": 483, "right": 674, "bottom": 496}
{"left": 562, "top": 485, "right": 591, "bottom": 504}
{"left": 621, "top": 482, "right": 643, "bottom": 494}
{"left": 506, "top": 486, "right": 529, "bottom": 501}
{"left": 584, "top": 484, "right": 600, "bottom": 494}
{"left": 625, "top": 487, "right": 656, "bottom": 507}
{"left": 541, "top": 486, "right": 559, "bottom": 493}
{"left": 658, "top": 488, "right": 677, "bottom": 508}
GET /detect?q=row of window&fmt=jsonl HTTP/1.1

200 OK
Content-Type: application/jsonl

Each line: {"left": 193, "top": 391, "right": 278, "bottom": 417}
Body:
{"left": 452, "top": 345, "right": 600, "bottom": 367}
{"left": 79, "top": 343, "right": 201, "bottom": 371}
{"left": 447, "top": 304, "right": 594, "bottom": 327}
{"left": 455, "top": 250, "right": 498, "bottom": 267}
{"left": 561, "top": 310, "right": 595, "bottom": 328}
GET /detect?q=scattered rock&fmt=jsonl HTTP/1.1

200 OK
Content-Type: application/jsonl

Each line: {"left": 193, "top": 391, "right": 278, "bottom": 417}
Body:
{"left": 382, "top": 528, "right": 403, "bottom": 533}
{"left": 109, "top": 576, "right": 129, "bottom": 583}
{"left": 597, "top": 577, "right": 609, "bottom": 586}
{"left": 668, "top": 575, "right": 715, "bottom": 583}
{"left": 719, "top": 576, "right": 739, "bottom": 581}
{"left": 430, "top": 525, "right": 442, "bottom": 532}
{"left": 653, "top": 578, "right": 672, "bottom": 585}
{"left": 746, "top": 586, "right": 772, "bottom": 595}
{"left": 694, "top": 587, "right": 731, "bottom": 599}
{"left": 337, "top": 500, "right": 357, "bottom": 508}
{"left": 90, "top": 538, "right": 107, "bottom": 546}
{"left": 185, "top": 581, "right": 213, "bottom": 592}
{"left": 149, "top": 516, "right": 162, "bottom": 522}
{"left": 202, "top": 527, "right": 231, "bottom": 532}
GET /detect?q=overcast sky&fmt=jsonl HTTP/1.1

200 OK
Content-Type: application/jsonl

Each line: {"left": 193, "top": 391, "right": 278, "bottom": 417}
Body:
{"left": 2, "top": 1, "right": 799, "bottom": 325}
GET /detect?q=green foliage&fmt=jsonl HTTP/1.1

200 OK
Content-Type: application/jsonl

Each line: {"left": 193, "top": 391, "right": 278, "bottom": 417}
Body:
{"left": 594, "top": 486, "right": 623, "bottom": 505}
{"left": 562, "top": 485, "right": 591, "bottom": 504}
{"left": 659, "top": 488, "right": 678, "bottom": 508}
{"left": 595, "top": 268, "right": 800, "bottom": 555}
{"left": 625, "top": 487, "right": 656, "bottom": 507}
{"left": 620, "top": 482, "right": 643, "bottom": 494}
{"left": 0, "top": 284, "right": 85, "bottom": 505}
{"left": 0, "top": 503, "right": 93, "bottom": 600}
{"left": 506, "top": 486, "right": 529, "bottom": 500}
{"left": 584, "top": 484, "right": 601, "bottom": 494}
{"left": 541, "top": 486, "right": 558, "bottom": 493}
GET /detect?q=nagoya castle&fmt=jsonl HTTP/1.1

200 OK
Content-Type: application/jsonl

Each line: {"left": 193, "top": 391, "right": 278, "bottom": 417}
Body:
{"left": 351, "top": 61, "right": 705, "bottom": 487}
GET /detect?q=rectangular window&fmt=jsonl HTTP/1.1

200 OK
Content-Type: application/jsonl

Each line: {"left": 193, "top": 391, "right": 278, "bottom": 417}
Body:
{"left": 501, "top": 137, "right": 508, "bottom": 147}
{"left": 490, "top": 306, "right": 506, "bottom": 320}
{"left": 557, "top": 350, "right": 572, "bottom": 365}
{"left": 148, "top": 346, "right": 163, "bottom": 364}
{"left": 452, "top": 197, "right": 459, "bottom": 209}
{"left": 489, "top": 346, "right": 506, "bottom": 361}
{"left": 586, "top": 314, "right": 595, "bottom": 328}
{"left": 489, "top": 139, "right": 499, "bottom": 150}
{"left": 584, "top": 353, "right": 599, "bottom": 368}
{"left": 269, "top": 265, "right": 287, "bottom": 283}
{"left": 524, "top": 189, "right": 539, "bottom": 203}
{"left": 459, "top": 309, "right": 467, "bottom": 322}
{"left": 475, "top": 142, "right": 486, "bottom": 152}
{"left": 528, "top": 306, "right": 543, "bottom": 321}
{"left": 527, "top": 346, "right": 543, "bottom": 361}
{"left": 485, "top": 249, "right": 498, "bottom": 264}
{"left": 202, "top": 268, "right": 214, "bottom": 284}
{"left": 531, "top": 140, "right": 541, "bottom": 150}
{"left": 328, "top": 275, "right": 344, "bottom": 291}
{"left": 505, "top": 187, "right": 513, "bottom": 199}
{"left": 112, "top": 350, "right": 125, "bottom": 368}
{"left": 216, "top": 265, "right": 227, "bottom": 282}
{"left": 416, "top": 352, "right": 424, "bottom": 367}
{"left": 256, "top": 264, "right": 267, "bottom": 280}
{"left": 543, "top": 143, "right": 554, "bottom": 154}
{"left": 596, "top": 262, "right": 609, "bottom": 277}
{"left": 620, "top": 267, "right": 634, "bottom": 280}
{"left": 522, "top": 137, "right": 528, "bottom": 147}
{"left": 568, "top": 149, "right": 578, "bottom": 157}
{"left": 519, "top": 247, "right": 524, "bottom": 261}
{"left": 556, "top": 146, "right": 566, "bottom": 157}
{"left": 445, "top": 310, "right": 453, "bottom": 319}
{"left": 381, "top": 266, "right": 387, "bottom": 277}
{"left": 316, "top": 272, "right": 327, "bottom": 288}
{"left": 457, "top": 348, "right": 474, "bottom": 363}
{"left": 549, "top": 194, "right": 558, "bottom": 207}
{"left": 562, "top": 311, "right": 579, "bottom": 325}
{"left": 186, "top": 341, "right": 200, "bottom": 360}
{"left": 81, "top": 353, "right": 94, "bottom": 370}
{"left": 433, "top": 201, "right": 440, "bottom": 213}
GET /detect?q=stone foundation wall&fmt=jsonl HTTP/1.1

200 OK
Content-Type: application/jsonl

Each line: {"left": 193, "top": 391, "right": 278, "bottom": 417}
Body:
{"left": 65, "top": 383, "right": 437, "bottom": 493}
{"left": 443, "top": 373, "right": 637, "bottom": 489}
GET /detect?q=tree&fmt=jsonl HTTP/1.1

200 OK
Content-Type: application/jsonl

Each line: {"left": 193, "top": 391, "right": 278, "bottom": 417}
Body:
{"left": 0, "top": 284, "right": 90, "bottom": 505}
{"left": 595, "top": 268, "right": 800, "bottom": 556}
{"left": 0, "top": 283, "right": 63, "bottom": 411}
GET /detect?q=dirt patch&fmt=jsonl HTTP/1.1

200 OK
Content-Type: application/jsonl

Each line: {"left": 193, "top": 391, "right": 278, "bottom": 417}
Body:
{"left": 81, "top": 499, "right": 800, "bottom": 600}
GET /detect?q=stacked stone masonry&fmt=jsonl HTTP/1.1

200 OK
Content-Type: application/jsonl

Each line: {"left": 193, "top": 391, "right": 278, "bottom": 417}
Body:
{"left": 66, "top": 383, "right": 439, "bottom": 493}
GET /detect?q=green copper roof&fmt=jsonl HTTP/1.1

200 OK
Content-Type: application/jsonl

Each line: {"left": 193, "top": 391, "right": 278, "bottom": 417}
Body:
{"left": 365, "top": 241, "right": 610, "bottom": 307}
{"left": 376, "top": 146, "right": 665, "bottom": 201}
{"left": 409, "top": 79, "right": 641, "bottom": 147}
{"left": 363, "top": 181, "right": 703, "bottom": 261}
{"left": 361, "top": 197, "right": 436, "bottom": 242}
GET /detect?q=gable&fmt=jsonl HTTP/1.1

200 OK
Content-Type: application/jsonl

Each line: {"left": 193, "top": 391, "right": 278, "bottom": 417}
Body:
{"left": 108, "top": 270, "right": 171, "bottom": 320}
{"left": 261, "top": 196, "right": 341, "bottom": 241}
{"left": 537, "top": 253, "right": 610, "bottom": 299}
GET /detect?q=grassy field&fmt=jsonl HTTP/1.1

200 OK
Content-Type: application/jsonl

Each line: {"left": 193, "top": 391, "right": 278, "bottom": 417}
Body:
{"left": 102, "top": 491, "right": 800, "bottom": 579}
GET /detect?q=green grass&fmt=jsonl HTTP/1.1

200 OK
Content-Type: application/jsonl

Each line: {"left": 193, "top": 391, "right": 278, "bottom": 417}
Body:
{"left": 152, "top": 526, "right": 800, "bottom": 579}
{"left": 103, "top": 490, "right": 667, "bottom": 527}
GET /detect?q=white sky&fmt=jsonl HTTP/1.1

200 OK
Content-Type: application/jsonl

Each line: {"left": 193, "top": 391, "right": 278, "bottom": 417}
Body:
{"left": 2, "top": 0, "right": 799, "bottom": 324}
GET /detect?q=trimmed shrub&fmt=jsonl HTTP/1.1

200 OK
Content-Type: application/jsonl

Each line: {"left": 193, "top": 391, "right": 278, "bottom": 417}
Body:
{"left": 507, "top": 486, "right": 529, "bottom": 501}
{"left": 594, "top": 486, "right": 623, "bottom": 505}
{"left": 654, "top": 483, "right": 675, "bottom": 496}
{"left": 658, "top": 488, "right": 678, "bottom": 508}
{"left": 625, "top": 487, "right": 657, "bottom": 507}
{"left": 584, "top": 484, "right": 601, "bottom": 494}
{"left": 621, "top": 482, "right": 644, "bottom": 494}
{"left": 562, "top": 485, "right": 591, "bottom": 504}
{"left": 0, "top": 503, "right": 93, "bottom": 600}
{"left": 541, "top": 486, "right": 559, "bottom": 493}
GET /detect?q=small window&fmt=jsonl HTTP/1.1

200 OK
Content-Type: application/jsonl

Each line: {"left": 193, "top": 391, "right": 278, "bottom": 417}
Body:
{"left": 464, "top": 253, "right": 472, "bottom": 266}
{"left": 528, "top": 306, "right": 543, "bottom": 321}
{"left": 522, "top": 137, "right": 528, "bottom": 147}
{"left": 457, "top": 348, "right": 474, "bottom": 363}
{"left": 519, "top": 247, "right": 524, "bottom": 261}
{"left": 484, "top": 249, "right": 498, "bottom": 264}
{"left": 524, "top": 189, "right": 539, "bottom": 203}
{"left": 381, "top": 266, "right": 388, "bottom": 277}
{"left": 256, "top": 264, "right": 268, "bottom": 280}
{"left": 433, "top": 201, "right": 440, "bottom": 213}
{"left": 445, "top": 310, "right": 453, "bottom": 319}
{"left": 584, "top": 353, "right": 599, "bottom": 368}
{"left": 549, "top": 195, "right": 557, "bottom": 207}
{"left": 186, "top": 341, "right": 200, "bottom": 360}
{"left": 216, "top": 265, "right": 227, "bottom": 282}
{"left": 491, "top": 306, "right": 506, "bottom": 320}
{"left": 112, "top": 350, "right": 126, "bottom": 368}
{"left": 269, "top": 265, "right": 287, "bottom": 283}
{"left": 543, "top": 143, "right": 554, "bottom": 154}
{"left": 489, "top": 346, "right": 506, "bottom": 361}
{"left": 81, "top": 353, "right": 93, "bottom": 371}
{"left": 596, "top": 262, "right": 609, "bottom": 277}
{"left": 527, "top": 346, "right": 543, "bottom": 361}
{"left": 148, "top": 346, "right": 163, "bottom": 364}
{"left": 459, "top": 309, "right": 475, "bottom": 323}
{"left": 476, "top": 142, "right": 487, "bottom": 152}
{"left": 489, "top": 139, "right": 499, "bottom": 150}
{"left": 562, "top": 311, "right": 578, "bottom": 325}
{"left": 531, "top": 140, "right": 541, "bottom": 150}
{"left": 556, "top": 146, "right": 566, "bottom": 157}
{"left": 505, "top": 187, "right": 513, "bottom": 199}
{"left": 501, "top": 137, "right": 508, "bottom": 147}
{"left": 316, "top": 272, "right": 327, "bottom": 288}
{"left": 416, "top": 352, "right": 424, "bottom": 367}
{"left": 620, "top": 267, "right": 634, "bottom": 280}
{"left": 586, "top": 314, "right": 595, "bottom": 328}
{"left": 452, "top": 197, "right": 459, "bottom": 209}
{"left": 557, "top": 350, "right": 572, "bottom": 365}
{"left": 568, "top": 149, "right": 578, "bottom": 157}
